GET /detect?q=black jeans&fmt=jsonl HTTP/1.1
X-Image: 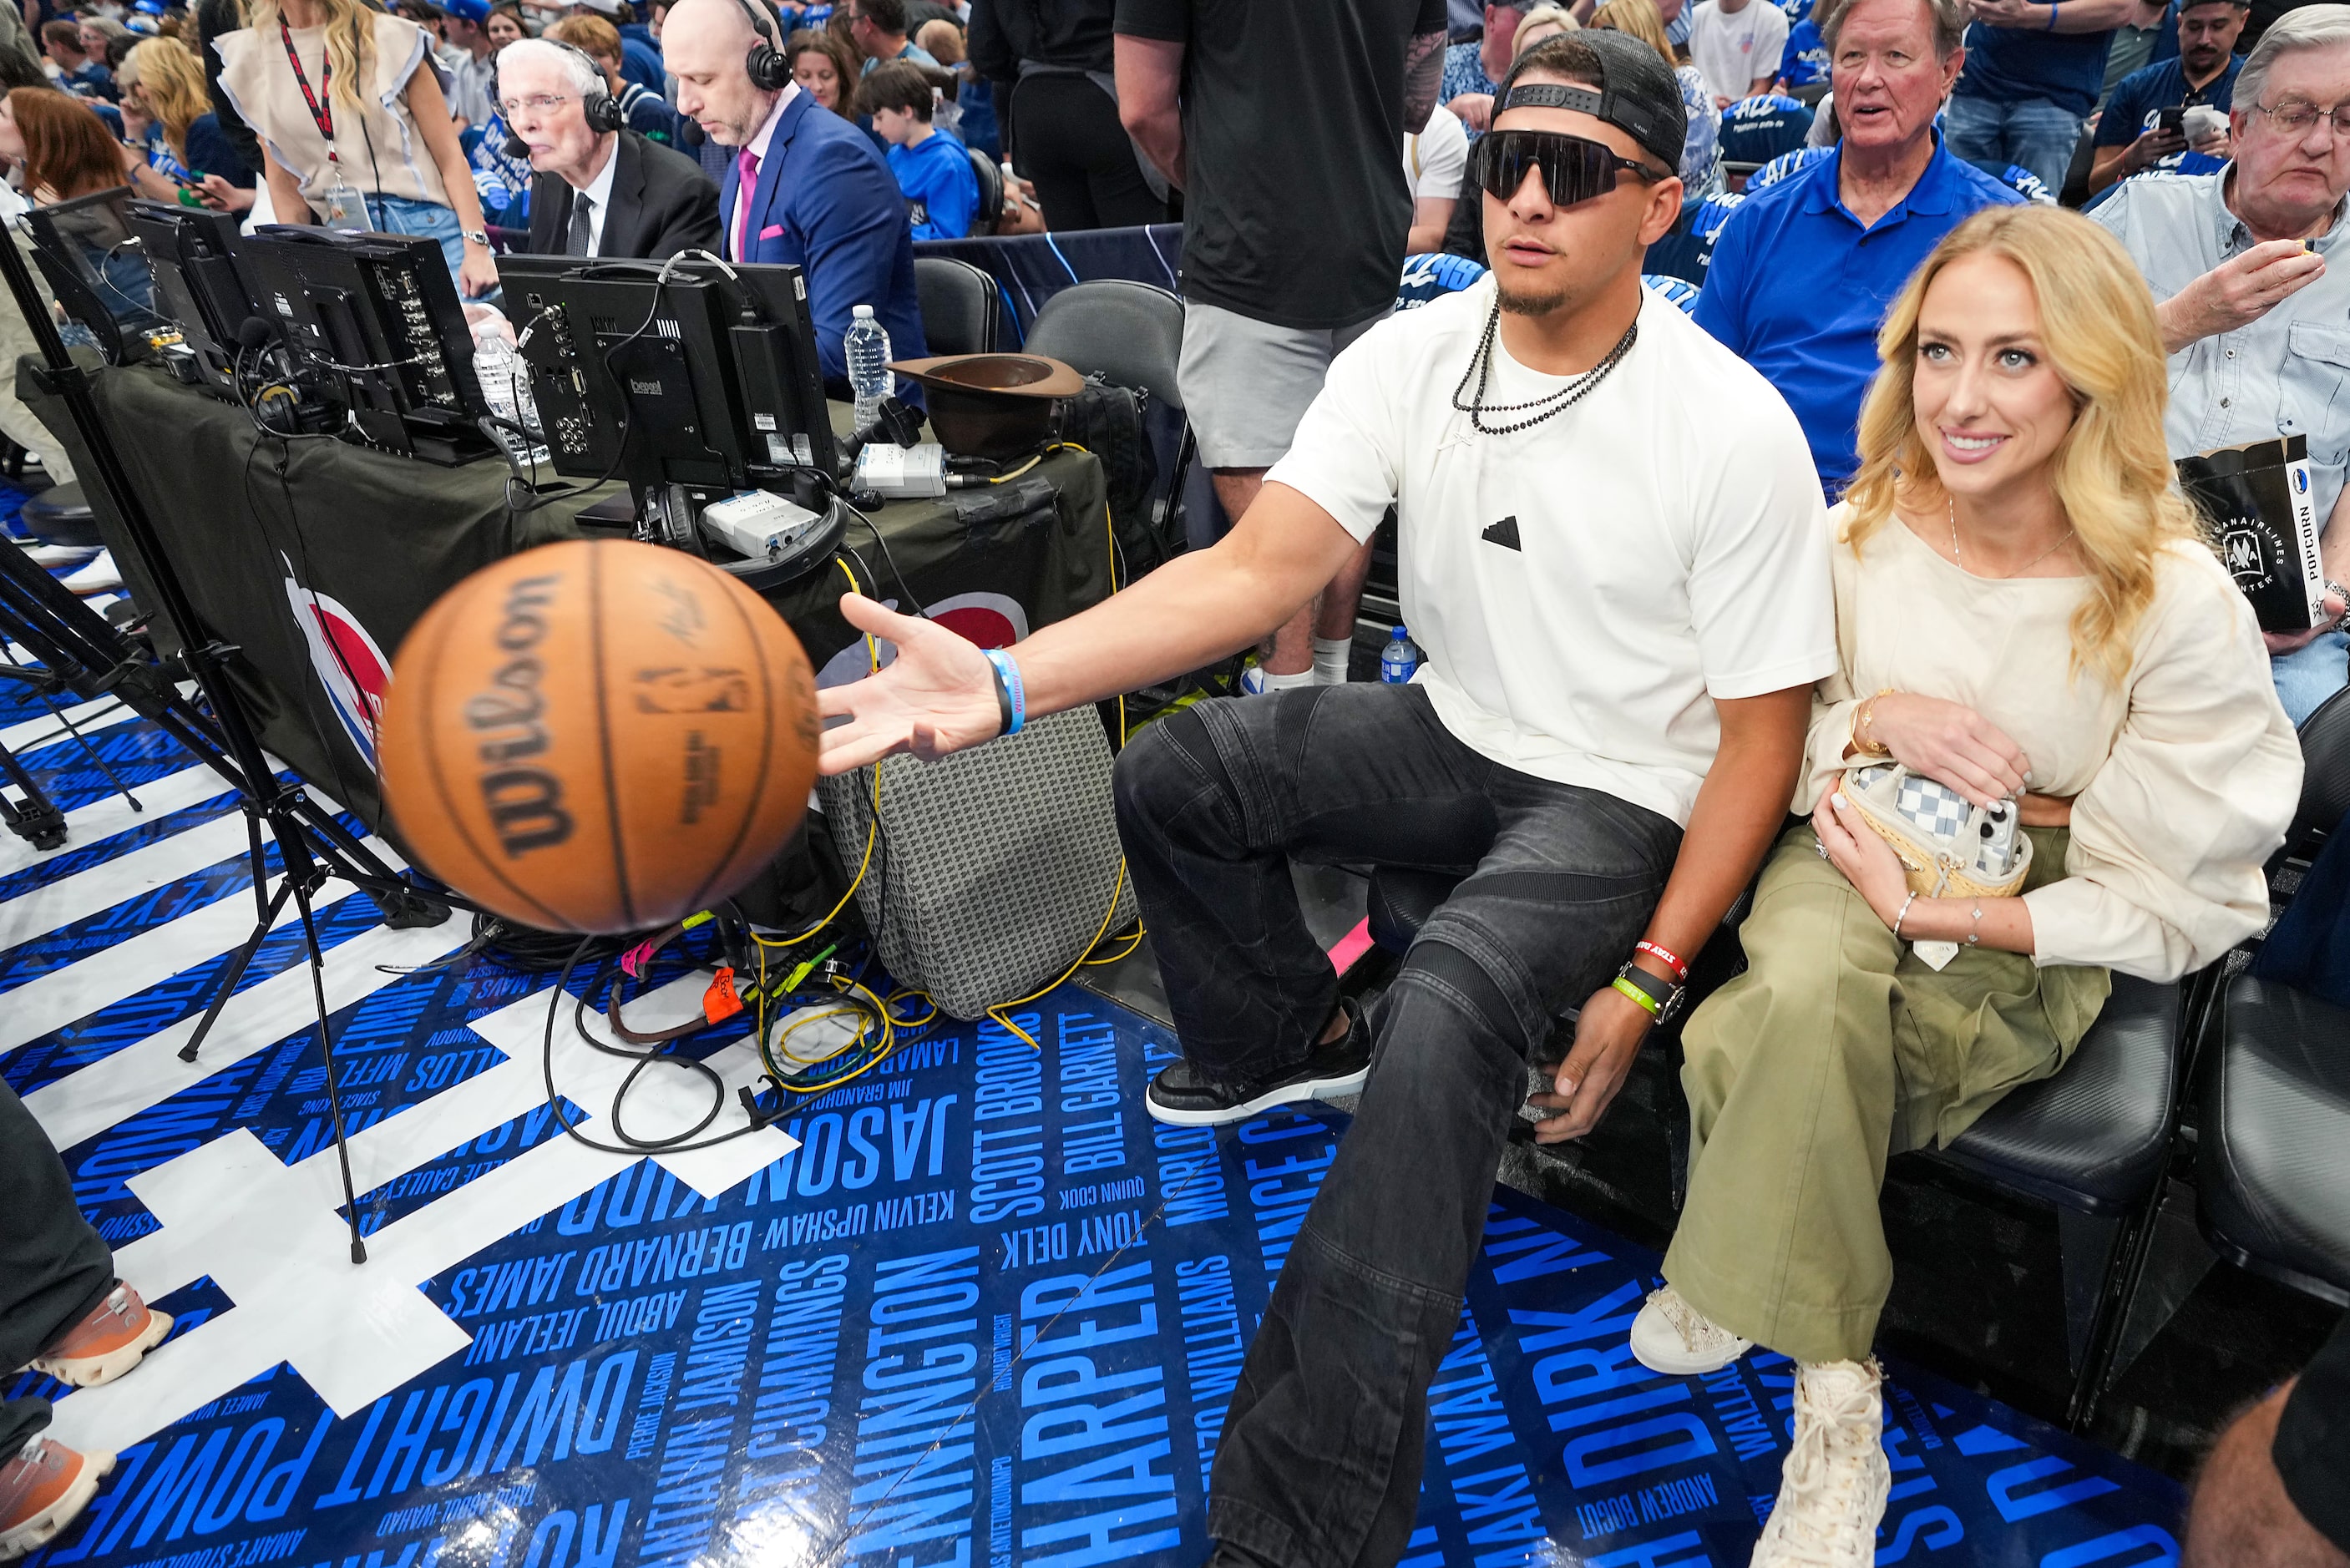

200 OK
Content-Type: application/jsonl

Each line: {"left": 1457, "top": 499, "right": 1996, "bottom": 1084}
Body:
{"left": 0, "top": 1075, "right": 114, "bottom": 1464}
{"left": 1008, "top": 73, "right": 1168, "bottom": 232}
{"left": 1112, "top": 685, "right": 1679, "bottom": 1568}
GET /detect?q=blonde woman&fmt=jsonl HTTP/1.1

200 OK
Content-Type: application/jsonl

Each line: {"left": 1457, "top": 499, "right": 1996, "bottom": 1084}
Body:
{"left": 116, "top": 38, "right": 253, "bottom": 210}
{"left": 1511, "top": 2, "right": 1580, "bottom": 54}
{"left": 1590, "top": 0, "right": 1719, "bottom": 192}
{"left": 1633, "top": 205, "right": 2302, "bottom": 1559}
{"left": 214, "top": 0, "right": 498, "bottom": 296}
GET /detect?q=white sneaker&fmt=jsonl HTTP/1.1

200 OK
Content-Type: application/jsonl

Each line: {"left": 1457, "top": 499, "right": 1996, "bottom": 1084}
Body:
{"left": 1629, "top": 1286, "right": 1752, "bottom": 1375}
{"left": 61, "top": 550, "right": 120, "bottom": 596}
{"left": 1750, "top": 1359, "right": 1891, "bottom": 1567}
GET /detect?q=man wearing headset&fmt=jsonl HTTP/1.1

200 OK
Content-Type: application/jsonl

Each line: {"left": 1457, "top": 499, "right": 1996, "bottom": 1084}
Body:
{"left": 662, "top": 0, "right": 929, "bottom": 388}
{"left": 506, "top": 37, "right": 721, "bottom": 257}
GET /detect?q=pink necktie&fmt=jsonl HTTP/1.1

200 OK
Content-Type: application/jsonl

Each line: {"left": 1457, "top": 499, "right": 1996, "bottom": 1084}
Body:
{"left": 733, "top": 146, "right": 759, "bottom": 260}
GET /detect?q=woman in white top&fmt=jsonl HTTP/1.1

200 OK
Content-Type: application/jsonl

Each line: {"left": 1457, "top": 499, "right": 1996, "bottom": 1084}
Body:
{"left": 1632, "top": 205, "right": 2302, "bottom": 1563}
{"left": 214, "top": 0, "right": 498, "bottom": 297}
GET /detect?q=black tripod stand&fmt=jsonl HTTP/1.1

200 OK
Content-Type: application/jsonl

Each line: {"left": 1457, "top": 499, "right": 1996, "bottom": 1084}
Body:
{"left": 0, "top": 229, "right": 454, "bottom": 1264}
{"left": 0, "top": 650, "right": 149, "bottom": 851}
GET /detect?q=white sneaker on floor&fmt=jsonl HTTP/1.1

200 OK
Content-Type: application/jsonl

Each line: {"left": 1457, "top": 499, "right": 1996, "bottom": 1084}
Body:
{"left": 1629, "top": 1286, "right": 1752, "bottom": 1375}
{"left": 61, "top": 550, "right": 120, "bottom": 595}
{"left": 1750, "top": 1359, "right": 1891, "bottom": 1567}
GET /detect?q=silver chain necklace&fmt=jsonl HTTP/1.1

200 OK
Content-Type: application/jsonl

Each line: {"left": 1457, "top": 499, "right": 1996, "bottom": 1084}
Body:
{"left": 1948, "top": 497, "right": 2074, "bottom": 579}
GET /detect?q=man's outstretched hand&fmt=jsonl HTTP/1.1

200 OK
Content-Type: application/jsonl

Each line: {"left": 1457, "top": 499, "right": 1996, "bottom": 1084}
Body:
{"left": 816, "top": 593, "right": 1007, "bottom": 774}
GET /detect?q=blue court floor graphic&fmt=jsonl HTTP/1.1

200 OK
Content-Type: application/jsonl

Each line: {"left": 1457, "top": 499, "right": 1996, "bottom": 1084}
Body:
{"left": 0, "top": 680, "right": 2187, "bottom": 1568}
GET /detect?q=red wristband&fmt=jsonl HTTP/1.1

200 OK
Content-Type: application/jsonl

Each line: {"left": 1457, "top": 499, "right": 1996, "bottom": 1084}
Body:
{"left": 1634, "top": 939, "right": 1688, "bottom": 983}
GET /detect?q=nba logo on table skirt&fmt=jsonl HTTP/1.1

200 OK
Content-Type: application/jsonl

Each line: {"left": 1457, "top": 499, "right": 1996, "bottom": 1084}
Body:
{"left": 281, "top": 552, "right": 393, "bottom": 769}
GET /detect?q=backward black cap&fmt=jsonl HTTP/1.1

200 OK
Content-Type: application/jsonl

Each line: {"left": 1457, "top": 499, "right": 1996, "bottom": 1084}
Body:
{"left": 1497, "top": 30, "right": 1687, "bottom": 175}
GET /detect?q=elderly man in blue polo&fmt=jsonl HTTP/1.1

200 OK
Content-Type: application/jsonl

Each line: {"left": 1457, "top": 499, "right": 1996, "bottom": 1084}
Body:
{"left": 1694, "top": 0, "right": 2021, "bottom": 493}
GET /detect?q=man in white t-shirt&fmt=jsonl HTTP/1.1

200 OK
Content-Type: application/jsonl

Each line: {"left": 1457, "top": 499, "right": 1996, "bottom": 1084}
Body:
{"left": 816, "top": 31, "right": 1832, "bottom": 1568}
{"left": 1691, "top": 0, "right": 1790, "bottom": 105}
{"left": 1404, "top": 98, "right": 1471, "bottom": 250}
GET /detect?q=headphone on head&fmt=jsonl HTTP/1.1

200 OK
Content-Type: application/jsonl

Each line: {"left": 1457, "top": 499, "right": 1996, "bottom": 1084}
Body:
{"left": 499, "top": 38, "right": 627, "bottom": 158}
{"left": 731, "top": 0, "right": 792, "bottom": 91}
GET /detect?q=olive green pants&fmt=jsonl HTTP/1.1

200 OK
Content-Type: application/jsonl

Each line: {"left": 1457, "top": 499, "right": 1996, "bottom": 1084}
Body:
{"left": 1662, "top": 822, "right": 2111, "bottom": 1365}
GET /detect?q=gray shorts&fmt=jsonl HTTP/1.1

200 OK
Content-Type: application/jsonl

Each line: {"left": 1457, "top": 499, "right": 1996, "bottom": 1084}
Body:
{"left": 1177, "top": 301, "right": 1388, "bottom": 470}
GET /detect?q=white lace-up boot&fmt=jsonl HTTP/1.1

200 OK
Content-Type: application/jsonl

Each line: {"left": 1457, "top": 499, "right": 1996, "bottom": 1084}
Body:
{"left": 1750, "top": 1358, "right": 1892, "bottom": 1566}
{"left": 1629, "top": 1285, "right": 1753, "bottom": 1376}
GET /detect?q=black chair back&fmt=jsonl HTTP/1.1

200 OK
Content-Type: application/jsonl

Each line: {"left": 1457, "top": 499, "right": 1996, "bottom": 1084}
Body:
{"left": 1023, "top": 279, "right": 1185, "bottom": 410}
{"left": 2290, "top": 683, "right": 2350, "bottom": 850}
{"left": 968, "top": 148, "right": 1005, "bottom": 235}
{"left": 913, "top": 255, "right": 1000, "bottom": 357}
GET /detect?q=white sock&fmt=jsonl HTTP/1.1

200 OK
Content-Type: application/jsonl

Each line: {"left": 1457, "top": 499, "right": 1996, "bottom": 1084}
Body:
{"left": 1312, "top": 636, "right": 1351, "bottom": 685}
{"left": 1261, "top": 667, "right": 1316, "bottom": 692}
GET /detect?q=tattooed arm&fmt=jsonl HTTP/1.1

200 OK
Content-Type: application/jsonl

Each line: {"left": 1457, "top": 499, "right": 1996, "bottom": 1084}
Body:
{"left": 1405, "top": 28, "right": 1445, "bottom": 134}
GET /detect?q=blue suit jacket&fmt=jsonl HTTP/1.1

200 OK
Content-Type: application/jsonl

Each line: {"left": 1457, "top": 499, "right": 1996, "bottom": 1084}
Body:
{"left": 722, "top": 91, "right": 929, "bottom": 390}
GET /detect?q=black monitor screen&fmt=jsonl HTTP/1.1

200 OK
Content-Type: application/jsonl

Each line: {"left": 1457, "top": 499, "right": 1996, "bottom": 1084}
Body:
{"left": 235, "top": 225, "right": 487, "bottom": 458}
{"left": 124, "top": 200, "right": 255, "bottom": 395}
{"left": 23, "top": 186, "right": 157, "bottom": 361}
{"left": 496, "top": 255, "right": 836, "bottom": 493}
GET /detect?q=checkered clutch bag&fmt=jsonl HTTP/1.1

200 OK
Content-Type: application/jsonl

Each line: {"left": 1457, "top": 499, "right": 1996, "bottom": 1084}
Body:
{"left": 1840, "top": 763, "right": 2031, "bottom": 900}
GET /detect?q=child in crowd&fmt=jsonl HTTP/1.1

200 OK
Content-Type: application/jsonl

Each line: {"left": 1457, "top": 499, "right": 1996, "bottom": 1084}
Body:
{"left": 862, "top": 58, "right": 976, "bottom": 240}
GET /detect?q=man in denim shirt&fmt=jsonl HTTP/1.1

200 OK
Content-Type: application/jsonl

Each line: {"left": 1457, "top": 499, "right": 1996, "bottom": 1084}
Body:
{"left": 2090, "top": 4, "right": 2350, "bottom": 723}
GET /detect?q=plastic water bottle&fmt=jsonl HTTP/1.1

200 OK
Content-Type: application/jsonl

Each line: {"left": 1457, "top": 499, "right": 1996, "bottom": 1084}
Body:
{"left": 1380, "top": 625, "right": 1421, "bottom": 685}
{"left": 845, "top": 305, "right": 893, "bottom": 432}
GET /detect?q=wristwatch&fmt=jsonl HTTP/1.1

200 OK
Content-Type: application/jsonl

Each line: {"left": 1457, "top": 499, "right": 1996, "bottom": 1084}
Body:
{"left": 461, "top": 228, "right": 490, "bottom": 246}
{"left": 1611, "top": 959, "right": 1686, "bottom": 1026}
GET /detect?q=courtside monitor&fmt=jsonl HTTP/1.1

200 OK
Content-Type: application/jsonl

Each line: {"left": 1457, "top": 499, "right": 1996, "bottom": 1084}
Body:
{"left": 23, "top": 185, "right": 155, "bottom": 366}
{"left": 124, "top": 200, "right": 256, "bottom": 397}
{"left": 494, "top": 254, "right": 838, "bottom": 493}
{"left": 235, "top": 225, "right": 492, "bottom": 463}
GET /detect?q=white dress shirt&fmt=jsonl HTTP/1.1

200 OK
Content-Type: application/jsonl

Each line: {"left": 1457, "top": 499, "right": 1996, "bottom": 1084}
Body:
{"left": 571, "top": 133, "right": 620, "bottom": 255}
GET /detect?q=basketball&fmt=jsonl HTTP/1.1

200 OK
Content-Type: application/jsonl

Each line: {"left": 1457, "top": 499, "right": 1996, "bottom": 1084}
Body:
{"left": 377, "top": 539, "right": 820, "bottom": 935}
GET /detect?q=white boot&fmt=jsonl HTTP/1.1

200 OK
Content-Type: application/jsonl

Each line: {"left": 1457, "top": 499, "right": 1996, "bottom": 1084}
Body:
{"left": 1629, "top": 1285, "right": 1752, "bottom": 1375}
{"left": 1750, "top": 1358, "right": 1891, "bottom": 1566}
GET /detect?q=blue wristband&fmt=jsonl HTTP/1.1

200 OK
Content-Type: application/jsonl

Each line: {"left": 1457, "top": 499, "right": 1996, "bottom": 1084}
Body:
{"left": 984, "top": 648, "right": 1026, "bottom": 736}
{"left": 2045, "top": 3, "right": 2059, "bottom": 27}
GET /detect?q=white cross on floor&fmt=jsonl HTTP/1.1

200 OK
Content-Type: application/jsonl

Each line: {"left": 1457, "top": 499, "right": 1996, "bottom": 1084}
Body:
{"left": 42, "top": 973, "right": 799, "bottom": 1456}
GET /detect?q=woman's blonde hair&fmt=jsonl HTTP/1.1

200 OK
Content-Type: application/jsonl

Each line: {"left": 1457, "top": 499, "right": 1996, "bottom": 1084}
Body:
{"left": 1588, "top": 0, "right": 1674, "bottom": 65}
{"left": 119, "top": 38, "right": 210, "bottom": 164}
{"left": 1512, "top": 3, "right": 1581, "bottom": 55}
{"left": 241, "top": 0, "right": 375, "bottom": 110}
{"left": 1844, "top": 205, "right": 2199, "bottom": 686}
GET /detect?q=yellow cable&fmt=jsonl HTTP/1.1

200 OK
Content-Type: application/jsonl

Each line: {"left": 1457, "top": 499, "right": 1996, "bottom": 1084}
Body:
{"left": 754, "top": 556, "right": 884, "bottom": 954}
{"left": 988, "top": 857, "right": 1128, "bottom": 1050}
{"left": 1081, "top": 926, "right": 1144, "bottom": 966}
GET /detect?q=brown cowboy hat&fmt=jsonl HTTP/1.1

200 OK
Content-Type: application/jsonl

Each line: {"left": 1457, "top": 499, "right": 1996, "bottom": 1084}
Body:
{"left": 886, "top": 353, "right": 1089, "bottom": 398}
{"left": 884, "top": 353, "right": 1088, "bottom": 461}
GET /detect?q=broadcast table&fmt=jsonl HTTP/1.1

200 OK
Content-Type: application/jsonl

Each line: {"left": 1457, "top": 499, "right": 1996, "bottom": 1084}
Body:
{"left": 23, "top": 362, "right": 1113, "bottom": 835}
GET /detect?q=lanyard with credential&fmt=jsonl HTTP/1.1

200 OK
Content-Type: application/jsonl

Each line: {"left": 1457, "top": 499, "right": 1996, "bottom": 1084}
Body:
{"left": 279, "top": 19, "right": 338, "bottom": 164}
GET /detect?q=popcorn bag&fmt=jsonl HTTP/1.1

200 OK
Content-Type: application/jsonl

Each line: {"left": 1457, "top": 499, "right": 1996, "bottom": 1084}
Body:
{"left": 2176, "top": 434, "right": 2328, "bottom": 633}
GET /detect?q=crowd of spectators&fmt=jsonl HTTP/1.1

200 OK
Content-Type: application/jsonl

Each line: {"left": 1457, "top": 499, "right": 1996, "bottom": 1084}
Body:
{"left": 0, "top": 0, "right": 1122, "bottom": 401}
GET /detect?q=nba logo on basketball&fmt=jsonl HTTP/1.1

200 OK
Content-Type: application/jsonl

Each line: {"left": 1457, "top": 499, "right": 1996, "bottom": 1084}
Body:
{"left": 281, "top": 554, "right": 392, "bottom": 769}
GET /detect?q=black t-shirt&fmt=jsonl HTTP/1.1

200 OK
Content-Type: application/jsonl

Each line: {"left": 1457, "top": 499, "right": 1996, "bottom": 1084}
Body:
{"left": 2278, "top": 1309, "right": 2350, "bottom": 1554}
{"left": 1115, "top": 0, "right": 1446, "bottom": 329}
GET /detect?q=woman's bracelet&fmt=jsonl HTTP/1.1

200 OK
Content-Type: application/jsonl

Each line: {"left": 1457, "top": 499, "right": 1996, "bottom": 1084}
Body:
{"left": 1891, "top": 890, "right": 1919, "bottom": 938}
{"left": 1854, "top": 688, "right": 1895, "bottom": 758}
